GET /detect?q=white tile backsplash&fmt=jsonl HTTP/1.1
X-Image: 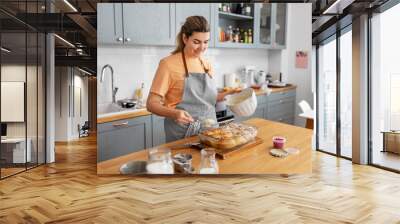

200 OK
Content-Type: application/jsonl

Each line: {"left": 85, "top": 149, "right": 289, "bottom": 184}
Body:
{"left": 97, "top": 45, "right": 269, "bottom": 104}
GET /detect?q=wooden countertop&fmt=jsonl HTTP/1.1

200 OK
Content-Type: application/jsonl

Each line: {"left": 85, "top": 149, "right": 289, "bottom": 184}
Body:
{"left": 97, "top": 85, "right": 297, "bottom": 124}
{"left": 97, "top": 109, "right": 152, "bottom": 124}
{"left": 97, "top": 118, "right": 312, "bottom": 175}
{"left": 254, "top": 84, "right": 297, "bottom": 96}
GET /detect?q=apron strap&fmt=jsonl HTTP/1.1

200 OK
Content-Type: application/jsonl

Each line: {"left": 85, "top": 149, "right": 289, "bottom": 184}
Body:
{"left": 181, "top": 50, "right": 211, "bottom": 78}
{"left": 181, "top": 51, "right": 189, "bottom": 77}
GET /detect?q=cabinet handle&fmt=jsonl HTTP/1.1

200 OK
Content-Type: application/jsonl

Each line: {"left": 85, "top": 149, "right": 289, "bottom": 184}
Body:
{"left": 124, "top": 37, "right": 131, "bottom": 42}
{"left": 279, "top": 100, "right": 283, "bottom": 103}
{"left": 113, "top": 122, "right": 129, "bottom": 127}
{"left": 279, "top": 118, "right": 283, "bottom": 121}
{"left": 116, "top": 37, "right": 123, "bottom": 42}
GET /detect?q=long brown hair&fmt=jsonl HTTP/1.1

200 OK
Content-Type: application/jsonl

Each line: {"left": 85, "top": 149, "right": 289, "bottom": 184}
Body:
{"left": 171, "top": 16, "right": 210, "bottom": 55}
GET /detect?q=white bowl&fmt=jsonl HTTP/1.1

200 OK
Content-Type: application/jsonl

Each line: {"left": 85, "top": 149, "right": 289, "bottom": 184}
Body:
{"left": 225, "top": 88, "right": 257, "bottom": 117}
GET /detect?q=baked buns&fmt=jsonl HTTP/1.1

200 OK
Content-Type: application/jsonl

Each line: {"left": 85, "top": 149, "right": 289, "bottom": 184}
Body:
{"left": 199, "top": 123, "right": 257, "bottom": 149}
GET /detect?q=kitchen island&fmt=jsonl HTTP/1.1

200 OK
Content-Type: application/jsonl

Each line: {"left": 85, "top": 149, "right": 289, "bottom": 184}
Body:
{"left": 97, "top": 118, "right": 312, "bottom": 175}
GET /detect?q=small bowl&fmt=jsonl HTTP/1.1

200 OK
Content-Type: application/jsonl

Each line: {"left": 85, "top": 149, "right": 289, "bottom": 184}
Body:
{"left": 272, "top": 136, "right": 286, "bottom": 149}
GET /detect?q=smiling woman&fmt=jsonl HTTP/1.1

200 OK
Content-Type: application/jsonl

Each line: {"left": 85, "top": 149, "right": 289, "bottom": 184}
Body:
{"left": 146, "top": 16, "right": 237, "bottom": 142}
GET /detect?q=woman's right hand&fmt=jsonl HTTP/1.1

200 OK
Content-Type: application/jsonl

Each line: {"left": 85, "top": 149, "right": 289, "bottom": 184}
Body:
{"left": 174, "top": 109, "right": 194, "bottom": 124}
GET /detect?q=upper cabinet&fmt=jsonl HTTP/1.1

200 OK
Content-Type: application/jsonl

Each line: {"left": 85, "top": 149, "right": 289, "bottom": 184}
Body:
{"left": 176, "top": 3, "right": 214, "bottom": 47}
{"left": 98, "top": 3, "right": 175, "bottom": 46}
{"left": 97, "top": 3, "right": 286, "bottom": 49}
{"left": 254, "top": 3, "right": 287, "bottom": 49}
{"left": 274, "top": 4, "right": 287, "bottom": 48}
{"left": 122, "top": 3, "right": 175, "bottom": 46}
{"left": 214, "top": 3, "right": 255, "bottom": 48}
{"left": 97, "top": 3, "right": 124, "bottom": 45}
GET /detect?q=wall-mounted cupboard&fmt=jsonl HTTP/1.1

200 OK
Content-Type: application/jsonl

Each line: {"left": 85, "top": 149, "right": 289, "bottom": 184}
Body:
{"left": 98, "top": 3, "right": 286, "bottom": 49}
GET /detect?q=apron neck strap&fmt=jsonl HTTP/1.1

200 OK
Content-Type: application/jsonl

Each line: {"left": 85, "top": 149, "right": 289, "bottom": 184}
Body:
{"left": 181, "top": 50, "right": 210, "bottom": 77}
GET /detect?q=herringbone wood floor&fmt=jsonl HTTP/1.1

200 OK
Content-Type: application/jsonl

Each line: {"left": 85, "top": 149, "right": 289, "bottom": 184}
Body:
{"left": 1, "top": 135, "right": 400, "bottom": 224}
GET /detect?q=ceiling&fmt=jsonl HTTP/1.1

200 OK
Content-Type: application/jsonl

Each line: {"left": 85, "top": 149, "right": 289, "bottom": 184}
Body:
{"left": 0, "top": 0, "right": 394, "bottom": 74}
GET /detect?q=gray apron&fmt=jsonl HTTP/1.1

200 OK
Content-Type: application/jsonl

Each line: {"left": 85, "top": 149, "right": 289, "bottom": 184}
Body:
{"left": 164, "top": 51, "right": 218, "bottom": 142}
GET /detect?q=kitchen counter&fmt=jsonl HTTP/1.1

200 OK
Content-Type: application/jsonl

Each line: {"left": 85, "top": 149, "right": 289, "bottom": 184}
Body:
{"left": 97, "top": 118, "right": 311, "bottom": 175}
{"left": 254, "top": 84, "right": 297, "bottom": 96}
{"left": 97, "top": 85, "right": 297, "bottom": 124}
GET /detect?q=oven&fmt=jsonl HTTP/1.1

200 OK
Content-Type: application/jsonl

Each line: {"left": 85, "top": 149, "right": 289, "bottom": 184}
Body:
{"left": 216, "top": 110, "right": 234, "bottom": 126}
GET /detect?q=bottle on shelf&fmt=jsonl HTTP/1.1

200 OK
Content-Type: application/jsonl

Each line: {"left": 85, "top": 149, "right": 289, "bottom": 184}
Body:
{"left": 236, "top": 3, "right": 243, "bottom": 14}
{"left": 240, "top": 29, "right": 244, "bottom": 43}
{"left": 218, "top": 3, "right": 222, "bottom": 11}
{"left": 225, "top": 25, "right": 233, "bottom": 42}
{"left": 248, "top": 29, "right": 253, "bottom": 43}
{"left": 244, "top": 31, "right": 248, "bottom": 44}
{"left": 233, "top": 28, "right": 240, "bottom": 43}
{"left": 245, "top": 4, "right": 252, "bottom": 16}
{"left": 222, "top": 3, "right": 227, "bottom": 12}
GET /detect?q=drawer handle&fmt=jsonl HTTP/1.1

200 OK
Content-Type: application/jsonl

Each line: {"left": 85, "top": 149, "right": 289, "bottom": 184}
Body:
{"left": 279, "top": 100, "right": 283, "bottom": 103}
{"left": 113, "top": 122, "right": 129, "bottom": 127}
{"left": 279, "top": 118, "right": 283, "bottom": 121}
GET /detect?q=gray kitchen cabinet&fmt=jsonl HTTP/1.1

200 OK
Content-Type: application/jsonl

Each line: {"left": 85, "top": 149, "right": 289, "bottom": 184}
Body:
{"left": 266, "top": 90, "right": 296, "bottom": 124}
{"left": 97, "top": 115, "right": 152, "bottom": 162}
{"left": 122, "top": 3, "right": 175, "bottom": 46}
{"left": 97, "top": 3, "right": 124, "bottom": 45}
{"left": 213, "top": 3, "right": 256, "bottom": 49}
{"left": 176, "top": 3, "right": 215, "bottom": 47}
{"left": 151, "top": 114, "right": 166, "bottom": 146}
{"left": 254, "top": 3, "right": 287, "bottom": 49}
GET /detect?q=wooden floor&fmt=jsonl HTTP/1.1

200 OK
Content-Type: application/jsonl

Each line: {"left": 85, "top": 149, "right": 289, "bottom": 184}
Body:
{"left": 1, "top": 135, "right": 400, "bottom": 223}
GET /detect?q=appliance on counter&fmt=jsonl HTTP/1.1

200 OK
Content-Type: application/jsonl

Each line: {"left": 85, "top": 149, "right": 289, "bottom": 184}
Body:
{"left": 224, "top": 73, "right": 238, "bottom": 88}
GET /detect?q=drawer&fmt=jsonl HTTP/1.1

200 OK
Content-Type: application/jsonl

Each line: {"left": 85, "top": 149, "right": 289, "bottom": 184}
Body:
{"left": 267, "top": 98, "right": 295, "bottom": 118}
{"left": 268, "top": 89, "right": 296, "bottom": 102}
{"left": 98, "top": 115, "right": 151, "bottom": 133}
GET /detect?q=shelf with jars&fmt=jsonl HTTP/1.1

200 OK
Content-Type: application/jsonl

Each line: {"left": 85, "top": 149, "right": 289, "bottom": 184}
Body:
{"left": 215, "top": 3, "right": 255, "bottom": 48}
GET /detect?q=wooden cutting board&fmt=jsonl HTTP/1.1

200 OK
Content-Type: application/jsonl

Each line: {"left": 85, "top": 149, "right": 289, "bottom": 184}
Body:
{"left": 214, "top": 137, "right": 263, "bottom": 160}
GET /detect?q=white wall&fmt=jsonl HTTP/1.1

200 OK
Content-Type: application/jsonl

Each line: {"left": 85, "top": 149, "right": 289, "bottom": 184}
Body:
{"left": 281, "top": 3, "right": 313, "bottom": 126}
{"left": 55, "top": 67, "right": 89, "bottom": 141}
{"left": 97, "top": 46, "right": 270, "bottom": 105}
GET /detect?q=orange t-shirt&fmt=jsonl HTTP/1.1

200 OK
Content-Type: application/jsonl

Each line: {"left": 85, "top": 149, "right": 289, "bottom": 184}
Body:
{"left": 149, "top": 52, "right": 214, "bottom": 108}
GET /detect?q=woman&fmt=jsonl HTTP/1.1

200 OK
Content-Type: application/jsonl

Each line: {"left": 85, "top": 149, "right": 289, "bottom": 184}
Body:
{"left": 147, "top": 16, "right": 236, "bottom": 142}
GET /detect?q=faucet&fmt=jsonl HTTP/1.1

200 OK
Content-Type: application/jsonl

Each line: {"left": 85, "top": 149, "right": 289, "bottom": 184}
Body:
{"left": 100, "top": 64, "right": 118, "bottom": 104}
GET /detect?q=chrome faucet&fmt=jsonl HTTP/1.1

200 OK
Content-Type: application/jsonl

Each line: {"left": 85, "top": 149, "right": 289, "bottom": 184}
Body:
{"left": 100, "top": 64, "right": 118, "bottom": 104}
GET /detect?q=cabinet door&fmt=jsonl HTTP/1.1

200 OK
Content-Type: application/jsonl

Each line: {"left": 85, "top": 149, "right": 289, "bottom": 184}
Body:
{"left": 271, "top": 3, "right": 287, "bottom": 48}
{"left": 122, "top": 3, "right": 175, "bottom": 46}
{"left": 97, "top": 116, "right": 152, "bottom": 162}
{"left": 152, "top": 115, "right": 166, "bottom": 146}
{"left": 251, "top": 104, "right": 267, "bottom": 119}
{"left": 254, "top": 3, "right": 272, "bottom": 48}
{"left": 176, "top": 3, "right": 214, "bottom": 47}
{"left": 97, "top": 3, "right": 124, "bottom": 45}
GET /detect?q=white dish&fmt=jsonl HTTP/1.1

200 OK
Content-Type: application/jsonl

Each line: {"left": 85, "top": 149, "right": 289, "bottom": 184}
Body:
{"left": 225, "top": 88, "right": 257, "bottom": 117}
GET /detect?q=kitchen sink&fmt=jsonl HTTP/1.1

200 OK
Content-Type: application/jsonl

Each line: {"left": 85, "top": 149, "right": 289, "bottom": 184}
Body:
{"left": 97, "top": 103, "right": 146, "bottom": 118}
{"left": 98, "top": 103, "right": 124, "bottom": 114}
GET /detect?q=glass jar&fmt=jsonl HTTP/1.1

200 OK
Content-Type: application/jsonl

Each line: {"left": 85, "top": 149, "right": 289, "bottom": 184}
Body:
{"left": 146, "top": 148, "right": 174, "bottom": 174}
{"left": 199, "top": 148, "right": 219, "bottom": 174}
{"left": 225, "top": 25, "right": 233, "bottom": 42}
